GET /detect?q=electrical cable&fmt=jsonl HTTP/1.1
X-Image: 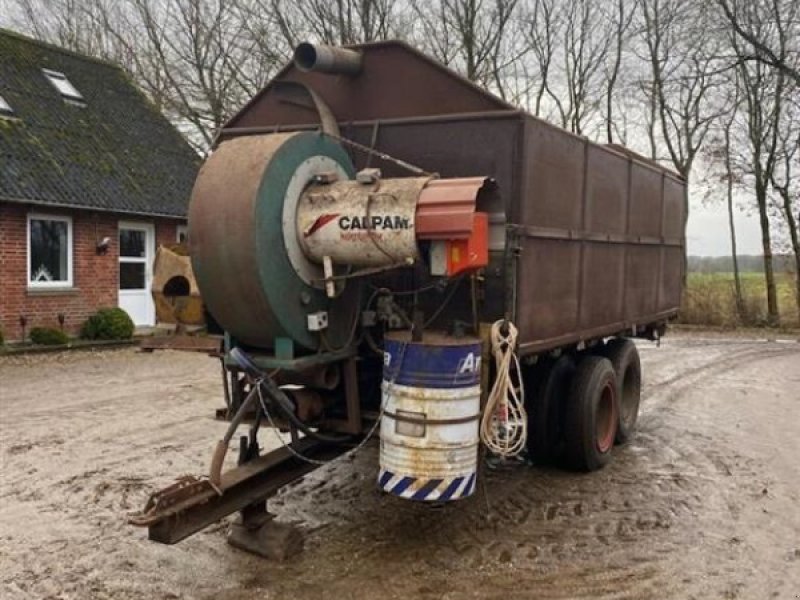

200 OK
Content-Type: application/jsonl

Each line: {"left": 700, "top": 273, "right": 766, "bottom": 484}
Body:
{"left": 320, "top": 286, "right": 384, "bottom": 353}
{"left": 320, "top": 131, "right": 432, "bottom": 176}
{"left": 364, "top": 328, "right": 385, "bottom": 356}
{"left": 470, "top": 273, "right": 480, "bottom": 334}
{"left": 480, "top": 320, "right": 527, "bottom": 457}
{"left": 371, "top": 281, "right": 440, "bottom": 296}
{"left": 257, "top": 373, "right": 351, "bottom": 443}
{"left": 423, "top": 275, "right": 467, "bottom": 328}
{"left": 254, "top": 339, "right": 409, "bottom": 466}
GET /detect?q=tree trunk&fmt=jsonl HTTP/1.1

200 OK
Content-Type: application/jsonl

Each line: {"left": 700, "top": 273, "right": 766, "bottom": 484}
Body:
{"left": 795, "top": 253, "right": 800, "bottom": 325}
{"left": 778, "top": 189, "right": 800, "bottom": 323}
{"left": 726, "top": 174, "right": 744, "bottom": 320}
{"left": 724, "top": 127, "right": 744, "bottom": 320}
{"left": 755, "top": 182, "right": 780, "bottom": 325}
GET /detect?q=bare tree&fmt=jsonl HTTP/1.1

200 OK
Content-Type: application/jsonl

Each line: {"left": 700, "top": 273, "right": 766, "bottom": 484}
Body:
{"left": 636, "top": 76, "right": 660, "bottom": 160}
{"left": 734, "top": 48, "right": 787, "bottom": 325}
{"left": 722, "top": 103, "right": 745, "bottom": 320}
{"left": 704, "top": 73, "right": 746, "bottom": 319}
{"left": 558, "top": 0, "right": 613, "bottom": 135}
{"left": 769, "top": 98, "right": 800, "bottom": 321}
{"left": 262, "top": 0, "right": 402, "bottom": 47}
{"left": 604, "top": 0, "right": 636, "bottom": 143}
{"left": 521, "top": 0, "right": 621, "bottom": 136}
{"left": 716, "top": 0, "right": 800, "bottom": 86}
{"left": 10, "top": 0, "right": 136, "bottom": 67}
{"left": 123, "top": 0, "right": 278, "bottom": 150}
{"left": 718, "top": 0, "right": 800, "bottom": 324}
{"left": 638, "top": 0, "right": 725, "bottom": 179}
{"left": 409, "top": 0, "right": 519, "bottom": 97}
{"left": 520, "top": 0, "right": 563, "bottom": 118}
{"left": 495, "top": 19, "right": 537, "bottom": 107}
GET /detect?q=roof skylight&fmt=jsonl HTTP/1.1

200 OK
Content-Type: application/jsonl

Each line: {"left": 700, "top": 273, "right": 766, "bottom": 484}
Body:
{"left": 0, "top": 94, "right": 13, "bottom": 114}
{"left": 42, "top": 69, "right": 84, "bottom": 102}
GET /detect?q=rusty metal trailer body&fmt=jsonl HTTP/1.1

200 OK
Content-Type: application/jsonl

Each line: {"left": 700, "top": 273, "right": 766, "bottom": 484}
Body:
{"left": 133, "top": 41, "right": 686, "bottom": 554}
{"left": 219, "top": 44, "right": 686, "bottom": 352}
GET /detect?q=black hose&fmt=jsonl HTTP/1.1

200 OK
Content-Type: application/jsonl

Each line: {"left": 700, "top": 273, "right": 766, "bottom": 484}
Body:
{"left": 256, "top": 375, "right": 352, "bottom": 444}
{"left": 222, "top": 386, "right": 258, "bottom": 445}
{"left": 229, "top": 347, "right": 352, "bottom": 444}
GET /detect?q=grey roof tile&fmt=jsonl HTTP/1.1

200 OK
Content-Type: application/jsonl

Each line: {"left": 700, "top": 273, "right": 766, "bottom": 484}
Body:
{"left": 0, "top": 29, "right": 200, "bottom": 217}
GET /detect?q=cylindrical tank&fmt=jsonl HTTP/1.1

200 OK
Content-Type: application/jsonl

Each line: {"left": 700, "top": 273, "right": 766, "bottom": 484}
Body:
{"left": 297, "top": 178, "right": 427, "bottom": 267}
{"left": 189, "top": 132, "right": 361, "bottom": 350}
{"left": 379, "top": 332, "right": 482, "bottom": 502}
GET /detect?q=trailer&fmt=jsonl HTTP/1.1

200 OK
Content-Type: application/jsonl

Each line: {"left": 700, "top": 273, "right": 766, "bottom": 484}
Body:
{"left": 132, "top": 41, "right": 686, "bottom": 558}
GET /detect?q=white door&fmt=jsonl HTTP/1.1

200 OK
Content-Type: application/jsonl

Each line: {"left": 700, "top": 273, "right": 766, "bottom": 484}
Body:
{"left": 118, "top": 221, "right": 155, "bottom": 326}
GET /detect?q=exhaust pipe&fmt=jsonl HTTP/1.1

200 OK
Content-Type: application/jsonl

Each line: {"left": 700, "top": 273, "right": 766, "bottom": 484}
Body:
{"left": 294, "top": 42, "right": 362, "bottom": 76}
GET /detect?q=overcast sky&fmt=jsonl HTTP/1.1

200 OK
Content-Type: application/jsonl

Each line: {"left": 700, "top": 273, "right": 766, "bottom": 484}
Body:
{"left": 687, "top": 200, "right": 763, "bottom": 257}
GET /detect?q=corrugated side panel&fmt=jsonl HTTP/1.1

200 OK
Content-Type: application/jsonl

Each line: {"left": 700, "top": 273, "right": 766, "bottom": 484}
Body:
{"left": 515, "top": 116, "right": 685, "bottom": 353}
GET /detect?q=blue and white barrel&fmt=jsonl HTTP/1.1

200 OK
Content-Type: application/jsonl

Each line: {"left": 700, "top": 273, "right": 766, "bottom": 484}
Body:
{"left": 379, "top": 332, "right": 482, "bottom": 502}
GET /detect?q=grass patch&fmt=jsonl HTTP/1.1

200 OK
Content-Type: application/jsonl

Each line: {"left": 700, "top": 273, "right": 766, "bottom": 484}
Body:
{"left": 680, "top": 272, "right": 799, "bottom": 328}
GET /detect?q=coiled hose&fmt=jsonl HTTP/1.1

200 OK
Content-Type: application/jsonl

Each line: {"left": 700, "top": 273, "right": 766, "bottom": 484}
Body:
{"left": 480, "top": 320, "right": 527, "bottom": 457}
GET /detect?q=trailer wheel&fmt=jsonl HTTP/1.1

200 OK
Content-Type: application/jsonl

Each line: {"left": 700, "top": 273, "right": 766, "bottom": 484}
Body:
{"left": 525, "top": 355, "right": 576, "bottom": 463}
{"left": 600, "top": 338, "right": 641, "bottom": 444}
{"left": 564, "top": 356, "right": 618, "bottom": 471}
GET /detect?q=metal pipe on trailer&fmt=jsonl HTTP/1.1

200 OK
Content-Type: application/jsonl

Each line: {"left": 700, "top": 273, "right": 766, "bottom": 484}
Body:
{"left": 293, "top": 42, "right": 363, "bottom": 76}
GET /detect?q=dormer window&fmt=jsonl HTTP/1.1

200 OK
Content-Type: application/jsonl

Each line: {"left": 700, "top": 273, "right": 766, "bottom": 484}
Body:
{"left": 0, "top": 93, "right": 13, "bottom": 115}
{"left": 42, "top": 69, "right": 84, "bottom": 102}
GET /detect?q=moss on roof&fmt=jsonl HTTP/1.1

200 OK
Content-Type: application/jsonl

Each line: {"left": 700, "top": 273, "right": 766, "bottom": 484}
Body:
{"left": 0, "top": 28, "right": 200, "bottom": 217}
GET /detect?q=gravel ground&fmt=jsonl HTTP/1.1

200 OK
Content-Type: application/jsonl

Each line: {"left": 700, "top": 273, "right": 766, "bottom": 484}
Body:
{"left": 1, "top": 333, "right": 799, "bottom": 600}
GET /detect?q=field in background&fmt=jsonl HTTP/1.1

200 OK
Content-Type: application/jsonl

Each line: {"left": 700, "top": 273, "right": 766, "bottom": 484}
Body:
{"left": 680, "top": 272, "right": 799, "bottom": 328}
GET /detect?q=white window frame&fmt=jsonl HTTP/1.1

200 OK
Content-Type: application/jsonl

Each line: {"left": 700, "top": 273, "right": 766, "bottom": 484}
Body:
{"left": 41, "top": 68, "right": 84, "bottom": 102}
{"left": 27, "top": 213, "right": 74, "bottom": 289}
{"left": 176, "top": 224, "right": 189, "bottom": 244}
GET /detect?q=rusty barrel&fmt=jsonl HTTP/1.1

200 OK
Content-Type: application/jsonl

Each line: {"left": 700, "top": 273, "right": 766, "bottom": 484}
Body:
{"left": 378, "top": 332, "right": 481, "bottom": 502}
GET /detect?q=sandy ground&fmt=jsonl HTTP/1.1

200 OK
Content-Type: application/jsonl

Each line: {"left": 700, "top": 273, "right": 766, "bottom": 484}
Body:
{"left": 1, "top": 333, "right": 799, "bottom": 600}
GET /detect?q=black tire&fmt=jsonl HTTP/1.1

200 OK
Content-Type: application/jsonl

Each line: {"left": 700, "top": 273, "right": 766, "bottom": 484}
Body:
{"left": 600, "top": 338, "right": 641, "bottom": 444}
{"left": 524, "top": 355, "right": 576, "bottom": 463}
{"left": 564, "top": 355, "right": 618, "bottom": 472}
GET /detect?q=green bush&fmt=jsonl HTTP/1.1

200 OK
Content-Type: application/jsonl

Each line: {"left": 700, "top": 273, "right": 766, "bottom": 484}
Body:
{"left": 0, "top": 328, "right": 4, "bottom": 346}
{"left": 30, "top": 327, "right": 69, "bottom": 346}
{"left": 80, "top": 308, "right": 135, "bottom": 340}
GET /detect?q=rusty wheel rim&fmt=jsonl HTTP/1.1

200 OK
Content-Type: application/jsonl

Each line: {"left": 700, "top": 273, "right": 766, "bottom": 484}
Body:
{"left": 595, "top": 381, "right": 616, "bottom": 454}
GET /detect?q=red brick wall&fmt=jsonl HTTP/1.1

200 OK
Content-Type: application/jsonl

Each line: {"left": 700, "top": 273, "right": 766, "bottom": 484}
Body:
{"left": 0, "top": 202, "right": 185, "bottom": 341}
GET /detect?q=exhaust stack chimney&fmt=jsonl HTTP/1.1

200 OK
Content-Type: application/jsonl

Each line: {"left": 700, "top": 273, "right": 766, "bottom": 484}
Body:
{"left": 293, "top": 43, "right": 363, "bottom": 76}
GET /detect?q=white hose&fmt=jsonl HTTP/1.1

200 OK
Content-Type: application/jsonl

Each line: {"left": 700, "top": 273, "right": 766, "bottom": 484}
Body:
{"left": 480, "top": 320, "right": 527, "bottom": 457}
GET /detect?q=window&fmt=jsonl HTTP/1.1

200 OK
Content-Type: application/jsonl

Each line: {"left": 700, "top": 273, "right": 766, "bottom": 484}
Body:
{"left": 120, "top": 228, "right": 146, "bottom": 258}
{"left": 28, "top": 214, "right": 73, "bottom": 288}
{"left": 119, "top": 226, "right": 147, "bottom": 290}
{"left": 176, "top": 224, "right": 189, "bottom": 244}
{"left": 41, "top": 69, "right": 84, "bottom": 102}
{"left": 0, "top": 94, "right": 13, "bottom": 115}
